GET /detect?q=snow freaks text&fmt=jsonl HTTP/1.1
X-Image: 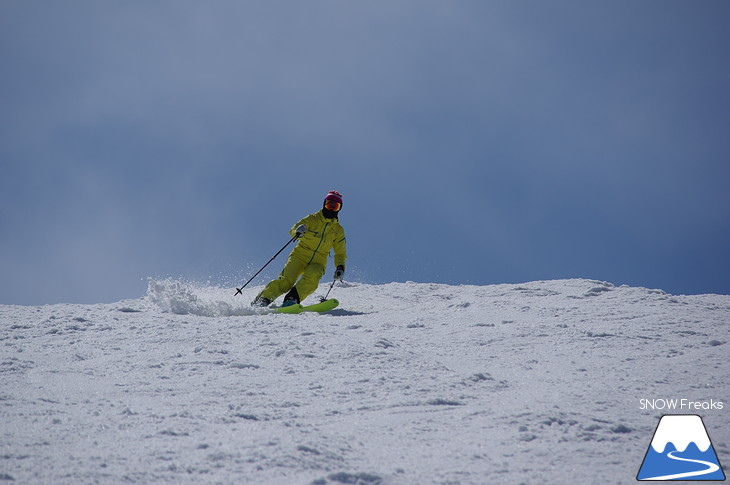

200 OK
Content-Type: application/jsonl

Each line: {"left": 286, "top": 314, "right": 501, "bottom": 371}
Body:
{"left": 639, "top": 398, "right": 724, "bottom": 411}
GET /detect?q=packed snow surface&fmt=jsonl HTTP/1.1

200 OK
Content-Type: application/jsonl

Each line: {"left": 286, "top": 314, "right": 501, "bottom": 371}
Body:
{"left": 2, "top": 279, "right": 728, "bottom": 484}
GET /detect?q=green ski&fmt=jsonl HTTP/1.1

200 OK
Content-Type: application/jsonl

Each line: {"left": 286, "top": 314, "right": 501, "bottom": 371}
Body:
{"left": 273, "top": 304, "right": 304, "bottom": 314}
{"left": 267, "top": 298, "right": 339, "bottom": 314}
{"left": 300, "top": 298, "right": 339, "bottom": 313}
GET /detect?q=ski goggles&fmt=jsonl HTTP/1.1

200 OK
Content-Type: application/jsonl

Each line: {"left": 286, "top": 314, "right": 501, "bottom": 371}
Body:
{"left": 324, "top": 199, "right": 342, "bottom": 212}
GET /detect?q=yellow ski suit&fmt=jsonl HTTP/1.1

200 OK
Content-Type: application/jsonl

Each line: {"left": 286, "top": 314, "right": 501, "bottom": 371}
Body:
{"left": 258, "top": 211, "right": 347, "bottom": 303}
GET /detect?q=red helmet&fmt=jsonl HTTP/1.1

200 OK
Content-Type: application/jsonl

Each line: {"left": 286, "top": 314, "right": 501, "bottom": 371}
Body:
{"left": 324, "top": 190, "right": 343, "bottom": 212}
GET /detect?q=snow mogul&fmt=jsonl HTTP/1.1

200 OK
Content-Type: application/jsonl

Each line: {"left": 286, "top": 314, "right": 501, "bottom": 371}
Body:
{"left": 252, "top": 191, "right": 347, "bottom": 307}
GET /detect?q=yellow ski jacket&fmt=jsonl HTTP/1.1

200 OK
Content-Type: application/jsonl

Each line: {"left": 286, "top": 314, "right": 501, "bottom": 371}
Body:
{"left": 289, "top": 211, "right": 347, "bottom": 269}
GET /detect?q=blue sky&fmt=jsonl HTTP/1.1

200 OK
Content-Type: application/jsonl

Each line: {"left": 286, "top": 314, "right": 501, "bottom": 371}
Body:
{"left": 2, "top": 1, "right": 729, "bottom": 305}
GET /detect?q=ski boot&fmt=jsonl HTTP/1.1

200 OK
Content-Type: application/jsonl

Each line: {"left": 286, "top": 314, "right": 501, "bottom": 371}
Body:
{"left": 251, "top": 296, "right": 272, "bottom": 307}
{"left": 282, "top": 287, "right": 300, "bottom": 307}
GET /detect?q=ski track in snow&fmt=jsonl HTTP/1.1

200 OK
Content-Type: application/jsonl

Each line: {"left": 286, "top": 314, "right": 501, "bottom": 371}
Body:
{"left": 1, "top": 279, "right": 728, "bottom": 484}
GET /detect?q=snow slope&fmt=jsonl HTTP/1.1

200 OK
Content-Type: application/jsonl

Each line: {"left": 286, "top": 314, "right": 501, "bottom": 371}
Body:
{"left": 1, "top": 279, "right": 728, "bottom": 484}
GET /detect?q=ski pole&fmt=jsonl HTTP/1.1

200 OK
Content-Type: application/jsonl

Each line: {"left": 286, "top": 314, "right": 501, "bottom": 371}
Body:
{"left": 234, "top": 234, "right": 299, "bottom": 296}
{"left": 320, "top": 279, "right": 336, "bottom": 302}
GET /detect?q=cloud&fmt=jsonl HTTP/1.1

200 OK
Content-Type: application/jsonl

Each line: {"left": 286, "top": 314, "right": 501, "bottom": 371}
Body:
{"left": 1, "top": 1, "right": 729, "bottom": 303}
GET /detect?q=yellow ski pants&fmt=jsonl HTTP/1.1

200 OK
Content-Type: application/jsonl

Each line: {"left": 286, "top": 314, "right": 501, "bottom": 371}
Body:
{"left": 258, "top": 252, "right": 325, "bottom": 303}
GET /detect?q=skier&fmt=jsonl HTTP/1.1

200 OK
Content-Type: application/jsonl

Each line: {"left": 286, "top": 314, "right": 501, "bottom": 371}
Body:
{"left": 252, "top": 191, "right": 347, "bottom": 307}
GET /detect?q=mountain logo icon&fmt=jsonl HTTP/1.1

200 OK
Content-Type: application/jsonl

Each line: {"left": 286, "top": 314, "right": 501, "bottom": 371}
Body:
{"left": 637, "top": 414, "right": 726, "bottom": 481}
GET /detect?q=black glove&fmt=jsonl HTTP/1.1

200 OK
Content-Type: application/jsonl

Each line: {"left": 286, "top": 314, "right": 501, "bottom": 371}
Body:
{"left": 334, "top": 265, "right": 345, "bottom": 281}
